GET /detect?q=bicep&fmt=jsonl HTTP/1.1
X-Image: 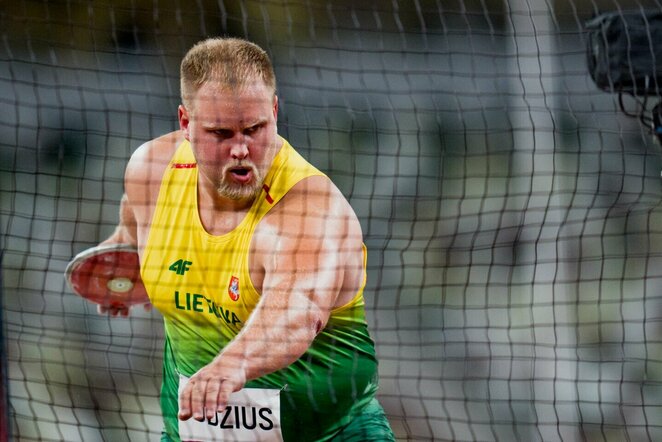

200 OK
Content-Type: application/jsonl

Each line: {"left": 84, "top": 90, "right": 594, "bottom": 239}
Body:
{"left": 123, "top": 136, "right": 174, "bottom": 244}
{"left": 257, "top": 185, "right": 359, "bottom": 327}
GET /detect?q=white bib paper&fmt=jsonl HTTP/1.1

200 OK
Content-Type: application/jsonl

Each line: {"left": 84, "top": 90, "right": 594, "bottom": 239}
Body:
{"left": 178, "top": 374, "right": 283, "bottom": 442}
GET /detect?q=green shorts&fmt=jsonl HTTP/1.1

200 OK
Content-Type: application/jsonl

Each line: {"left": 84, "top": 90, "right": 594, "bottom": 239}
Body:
{"left": 160, "top": 337, "right": 394, "bottom": 441}
{"left": 162, "top": 397, "right": 395, "bottom": 442}
{"left": 159, "top": 336, "right": 394, "bottom": 441}
{"left": 329, "top": 398, "right": 395, "bottom": 442}
{"left": 161, "top": 398, "right": 395, "bottom": 442}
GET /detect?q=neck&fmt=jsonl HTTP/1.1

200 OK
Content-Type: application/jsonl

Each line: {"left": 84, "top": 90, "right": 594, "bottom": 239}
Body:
{"left": 197, "top": 177, "right": 255, "bottom": 235}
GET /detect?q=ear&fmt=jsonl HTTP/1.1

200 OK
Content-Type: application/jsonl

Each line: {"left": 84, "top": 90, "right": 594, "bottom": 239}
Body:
{"left": 272, "top": 95, "right": 279, "bottom": 121}
{"left": 178, "top": 105, "right": 191, "bottom": 140}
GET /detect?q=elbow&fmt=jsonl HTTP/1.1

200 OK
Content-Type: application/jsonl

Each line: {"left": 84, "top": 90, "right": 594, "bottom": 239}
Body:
{"left": 292, "top": 314, "right": 324, "bottom": 358}
{"left": 309, "top": 305, "right": 329, "bottom": 338}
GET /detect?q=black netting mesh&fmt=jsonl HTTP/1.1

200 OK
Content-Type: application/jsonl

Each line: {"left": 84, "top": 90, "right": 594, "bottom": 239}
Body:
{"left": 2, "top": 1, "right": 662, "bottom": 441}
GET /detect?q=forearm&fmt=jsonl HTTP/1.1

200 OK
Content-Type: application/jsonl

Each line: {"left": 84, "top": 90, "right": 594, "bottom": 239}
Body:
{"left": 218, "top": 294, "right": 323, "bottom": 381}
{"left": 177, "top": 295, "right": 324, "bottom": 421}
{"left": 100, "top": 193, "right": 138, "bottom": 246}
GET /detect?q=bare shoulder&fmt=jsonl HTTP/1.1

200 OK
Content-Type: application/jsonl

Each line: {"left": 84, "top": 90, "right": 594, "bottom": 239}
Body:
{"left": 259, "top": 175, "right": 363, "bottom": 250}
{"left": 252, "top": 175, "right": 365, "bottom": 308}
{"left": 290, "top": 175, "right": 358, "bottom": 221}
{"left": 124, "top": 130, "right": 185, "bottom": 230}
{"left": 125, "top": 131, "right": 184, "bottom": 188}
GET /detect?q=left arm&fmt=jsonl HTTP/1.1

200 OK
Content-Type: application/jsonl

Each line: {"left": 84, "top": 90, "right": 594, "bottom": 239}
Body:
{"left": 178, "top": 176, "right": 365, "bottom": 421}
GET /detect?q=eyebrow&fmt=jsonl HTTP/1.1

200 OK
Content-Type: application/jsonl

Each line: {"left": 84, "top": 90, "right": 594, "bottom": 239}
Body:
{"left": 202, "top": 118, "right": 267, "bottom": 131}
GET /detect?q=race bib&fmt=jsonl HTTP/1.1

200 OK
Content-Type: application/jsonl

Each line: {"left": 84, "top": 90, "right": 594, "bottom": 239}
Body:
{"left": 178, "top": 374, "right": 283, "bottom": 442}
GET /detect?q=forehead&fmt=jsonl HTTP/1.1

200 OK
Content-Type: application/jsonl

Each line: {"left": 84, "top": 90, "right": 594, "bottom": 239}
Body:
{"left": 194, "top": 80, "right": 273, "bottom": 107}
{"left": 190, "top": 81, "right": 274, "bottom": 127}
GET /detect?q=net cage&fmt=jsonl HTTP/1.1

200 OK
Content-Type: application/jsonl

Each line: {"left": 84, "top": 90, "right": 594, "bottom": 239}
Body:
{"left": 2, "top": 0, "right": 662, "bottom": 441}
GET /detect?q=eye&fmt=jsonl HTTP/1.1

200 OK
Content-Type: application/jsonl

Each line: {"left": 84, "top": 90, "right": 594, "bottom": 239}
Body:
{"left": 213, "top": 129, "right": 234, "bottom": 139}
{"left": 243, "top": 124, "right": 262, "bottom": 136}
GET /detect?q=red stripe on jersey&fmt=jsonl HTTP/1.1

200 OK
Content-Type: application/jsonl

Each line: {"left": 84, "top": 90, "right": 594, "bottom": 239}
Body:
{"left": 262, "top": 184, "right": 274, "bottom": 204}
{"left": 172, "top": 163, "right": 197, "bottom": 169}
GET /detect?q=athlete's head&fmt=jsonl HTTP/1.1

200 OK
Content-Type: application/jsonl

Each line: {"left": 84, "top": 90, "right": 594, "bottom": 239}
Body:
{"left": 180, "top": 38, "right": 276, "bottom": 109}
{"left": 178, "top": 38, "right": 279, "bottom": 202}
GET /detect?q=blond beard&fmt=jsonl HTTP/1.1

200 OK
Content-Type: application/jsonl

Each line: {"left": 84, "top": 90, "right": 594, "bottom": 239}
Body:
{"left": 216, "top": 161, "right": 263, "bottom": 201}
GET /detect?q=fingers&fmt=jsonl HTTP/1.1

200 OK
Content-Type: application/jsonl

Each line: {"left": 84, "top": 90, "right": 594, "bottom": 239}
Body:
{"left": 179, "top": 376, "right": 240, "bottom": 422}
{"left": 191, "top": 376, "right": 209, "bottom": 421}
{"left": 178, "top": 380, "right": 192, "bottom": 420}
{"left": 97, "top": 304, "right": 130, "bottom": 317}
{"left": 97, "top": 303, "right": 151, "bottom": 316}
{"left": 180, "top": 377, "right": 207, "bottom": 421}
{"left": 204, "top": 378, "right": 223, "bottom": 419}
{"left": 179, "top": 377, "right": 228, "bottom": 421}
{"left": 178, "top": 359, "right": 247, "bottom": 422}
{"left": 218, "top": 379, "right": 236, "bottom": 412}
{"left": 178, "top": 378, "right": 218, "bottom": 421}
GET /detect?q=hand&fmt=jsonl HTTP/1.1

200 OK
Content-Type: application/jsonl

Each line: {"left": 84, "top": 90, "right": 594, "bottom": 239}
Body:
{"left": 97, "top": 302, "right": 152, "bottom": 317}
{"left": 178, "top": 356, "right": 247, "bottom": 421}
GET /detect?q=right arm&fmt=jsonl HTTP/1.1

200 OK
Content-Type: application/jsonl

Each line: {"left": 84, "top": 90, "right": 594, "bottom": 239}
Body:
{"left": 95, "top": 156, "right": 145, "bottom": 316}
{"left": 98, "top": 131, "right": 184, "bottom": 315}
{"left": 96, "top": 190, "right": 141, "bottom": 316}
{"left": 100, "top": 193, "right": 138, "bottom": 247}
{"left": 102, "top": 131, "right": 183, "bottom": 250}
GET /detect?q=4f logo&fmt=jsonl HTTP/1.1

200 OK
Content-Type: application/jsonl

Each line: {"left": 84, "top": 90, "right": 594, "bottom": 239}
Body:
{"left": 169, "top": 259, "right": 192, "bottom": 275}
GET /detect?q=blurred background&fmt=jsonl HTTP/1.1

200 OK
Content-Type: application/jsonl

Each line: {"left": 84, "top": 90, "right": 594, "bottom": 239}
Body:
{"left": 2, "top": 0, "right": 662, "bottom": 441}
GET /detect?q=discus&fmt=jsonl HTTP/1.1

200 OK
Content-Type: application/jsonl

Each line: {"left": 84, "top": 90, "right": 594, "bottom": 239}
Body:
{"left": 65, "top": 244, "right": 150, "bottom": 308}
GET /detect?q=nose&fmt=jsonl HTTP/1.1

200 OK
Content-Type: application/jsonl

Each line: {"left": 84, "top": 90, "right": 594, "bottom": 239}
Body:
{"left": 229, "top": 138, "right": 249, "bottom": 160}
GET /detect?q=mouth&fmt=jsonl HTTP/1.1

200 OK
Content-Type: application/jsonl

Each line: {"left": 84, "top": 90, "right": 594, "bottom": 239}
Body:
{"left": 228, "top": 166, "right": 254, "bottom": 184}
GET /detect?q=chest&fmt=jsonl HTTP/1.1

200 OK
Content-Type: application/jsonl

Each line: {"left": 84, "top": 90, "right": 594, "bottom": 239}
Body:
{"left": 141, "top": 223, "right": 263, "bottom": 335}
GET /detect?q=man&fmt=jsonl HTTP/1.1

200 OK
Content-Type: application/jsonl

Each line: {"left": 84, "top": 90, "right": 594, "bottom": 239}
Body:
{"left": 101, "top": 37, "right": 394, "bottom": 441}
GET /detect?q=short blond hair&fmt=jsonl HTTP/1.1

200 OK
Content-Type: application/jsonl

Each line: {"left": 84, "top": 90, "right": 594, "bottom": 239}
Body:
{"left": 180, "top": 38, "right": 276, "bottom": 108}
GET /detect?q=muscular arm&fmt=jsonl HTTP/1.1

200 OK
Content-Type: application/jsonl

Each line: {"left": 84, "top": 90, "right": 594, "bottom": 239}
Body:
{"left": 96, "top": 191, "right": 141, "bottom": 316}
{"left": 178, "top": 176, "right": 365, "bottom": 421}
{"left": 97, "top": 131, "right": 182, "bottom": 315}
{"left": 100, "top": 193, "right": 138, "bottom": 247}
{"left": 102, "top": 131, "right": 182, "bottom": 249}
{"left": 95, "top": 151, "right": 146, "bottom": 315}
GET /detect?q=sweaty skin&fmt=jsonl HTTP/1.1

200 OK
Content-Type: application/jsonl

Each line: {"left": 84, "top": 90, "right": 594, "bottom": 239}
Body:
{"left": 102, "top": 80, "right": 366, "bottom": 423}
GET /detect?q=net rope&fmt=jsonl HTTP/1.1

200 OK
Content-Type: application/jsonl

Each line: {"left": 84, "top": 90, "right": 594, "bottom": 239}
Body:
{"left": 2, "top": 1, "right": 662, "bottom": 441}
